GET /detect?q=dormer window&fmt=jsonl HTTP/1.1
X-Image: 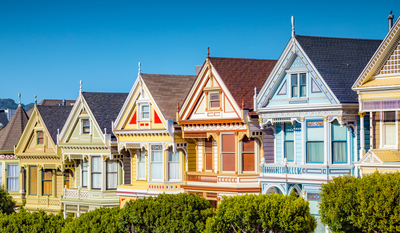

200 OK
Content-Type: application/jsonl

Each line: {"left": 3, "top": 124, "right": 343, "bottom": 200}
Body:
{"left": 209, "top": 92, "right": 220, "bottom": 109}
{"left": 141, "top": 105, "right": 150, "bottom": 120}
{"left": 37, "top": 131, "right": 44, "bottom": 145}
{"left": 82, "top": 119, "right": 90, "bottom": 134}
{"left": 291, "top": 73, "right": 307, "bottom": 97}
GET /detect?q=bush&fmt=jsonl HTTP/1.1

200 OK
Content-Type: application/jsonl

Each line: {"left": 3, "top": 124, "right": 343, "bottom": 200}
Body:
{"left": 118, "top": 193, "right": 215, "bottom": 233}
{"left": 320, "top": 172, "right": 400, "bottom": 233}
{"left": 204, "top": 192, "right": 316, "bottom": 233}
{"left": 0, "top": 185, "right": 15, "bottom": 214}
{"left": 0, "top": 209, "right": 69, "bottom": 233}
{"left": 62, "top": 206, "right": 121, "bottom": 233}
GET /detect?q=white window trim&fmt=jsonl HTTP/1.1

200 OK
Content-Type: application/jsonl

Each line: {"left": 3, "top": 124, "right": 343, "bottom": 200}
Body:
{"left": 240, "top": 137, "right": 258, "bottom": 174}
{"left": 220, "top": 133, "right": 236, "bottom": 173}
{"left": 138, "top": 104, "right": 150, "bottom": 121}
{"left": 288, "top": 72, "right": 308, "bottom": 99}
{"left": 149, "top": 146, "right": 164, "bottom": 182}
{"left": 168, "top": 149, "right": 181, "bottom": 182}
{"left": 381, "top": 111, "right": 398, "bottom": 149}
{"left": 136, "top": 149, "right": 146, "bottom": 181}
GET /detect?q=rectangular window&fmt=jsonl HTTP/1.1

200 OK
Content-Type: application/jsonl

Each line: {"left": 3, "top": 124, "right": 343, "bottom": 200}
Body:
{"left": 384, "top": 111, "right": 396, "bottom": 146}
{"left": 65, "top": 170, "right": 70, "bottom": 189}
{"left": 151, "top": 145, "right": 163, "bottom": 180}
{"left": 29, "top": 166, "right": 37, "bottom": 195}
{"left": 306, "top": 121, "right": 324, "bottom": 163}
{"left": 168, "top": 149, "right": 180, "bottom": 181}
{"left": 242, "top": 136, "right": 255, "bottom": 172}
{"left": 91, "top": 157, "right": 102, "bottom": 189}
{"left": 141, "top": 105, "right": 150, "bottom": 120}
{"left": 300, "top": 73, "right": 306, "bottom": 97}
{"left": 209, "top": 93, "right": 220, "bottom": 108}
{"left": 222, "top": 134, "right": 235, "bottom": 172}
{"left": 107, "top": 161, "right": 118, "bottom": 190}
{"left": 82, "top": 119, "right": 90, "bottom": 134}
{"left": 37, "top": 131, "right": 44, "bottom": 145}
{"left": 284, "top": 123, "right": 294, "bottom": 162}
{"left": 291, "top": 74, "right": 298, "bottom": 97}
{"left": 42, "top": 170, "right": 52, "bottom": 196}
{"left": 138, "top": 150, "right": 146, "bottom": 180}
{"left": 7, "top": 164, "right": 19, "bottom": 192}
{"left": 332, "top": 121, "right": 347, "bottom": 163}
{"left": 82, "top": 161, "right": 88, "bottom": 187}
{"left": 205, "top": 138, "right": 213, "bottom": 171}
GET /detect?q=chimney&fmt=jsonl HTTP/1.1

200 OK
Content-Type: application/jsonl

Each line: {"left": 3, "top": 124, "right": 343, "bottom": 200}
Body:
{"left": 62, "top": 99, "right": 66, "bottom": 106}
{"left": 388, "top": 11, "right": 394, "bottom": 31}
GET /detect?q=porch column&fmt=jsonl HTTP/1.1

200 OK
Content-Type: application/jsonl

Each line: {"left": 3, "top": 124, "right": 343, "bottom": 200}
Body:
{"left": 300, "top": 117, "right": 306, "bottom": 164}
{"left": 37, "top": 167, "right": 42, "bottom": 197}
{"left": 20, "top": 167, "right": 25, "bottom": 194}
{"left": 102, "top": 156, "right": 106, "bottom": 191}
{"left": 198, "top": 139, "right": 203, "bottom": 172}
{"left": 359, "top": 112, "right": 366, "bottom": 157}
{"left": 323, "top": 116, "right": 328, "bottom": 165}
{"left": 88, "top": 156, "right": 91, "bottom": 190}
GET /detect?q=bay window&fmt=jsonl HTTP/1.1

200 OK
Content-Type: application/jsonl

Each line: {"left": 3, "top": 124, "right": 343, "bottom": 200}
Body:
{"left": 168, "top": 149, "right": 180, "bottom": 181}
{"left": 332, "top": 121, "right": 347, "bottom": 163}
{"left": 242, "top": 136, "right": 255, "bottom": 172}
{"left": 306, "top": 121, "right": 324, "bottom": 163}
{"left": 91, "top": 156, "right": 101, "bottom": 189}
{"left": 106, "top": 160, "right": 118, "bottom": 190}
{"left": 222, "top": 134, "right": 235, "bottom": 172}
{"left": 151, "top": 145, "right": 163, "bottom": 180}
{"left": 284, "top": 123, "right": 294, "bottom": 162}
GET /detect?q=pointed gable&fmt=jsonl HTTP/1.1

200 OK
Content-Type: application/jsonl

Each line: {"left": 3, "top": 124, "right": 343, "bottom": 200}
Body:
{"left": 37, "top": 105, "right": 73, "bottom": 143}
{"left": 0, "top": 107, "right": 29, "bottom": 151}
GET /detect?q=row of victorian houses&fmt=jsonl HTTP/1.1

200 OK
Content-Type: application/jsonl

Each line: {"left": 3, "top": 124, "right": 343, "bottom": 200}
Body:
{"left": 1, "top": 14, "right": 400, "bottom": 232}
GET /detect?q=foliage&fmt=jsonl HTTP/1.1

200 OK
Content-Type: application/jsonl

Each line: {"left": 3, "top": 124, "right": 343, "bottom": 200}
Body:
{"left": 204, "top": 192, "right": 316, "bottom": 233}
{"left": 118, "top": 193, "right": 215, "bottom": 233}
{"left": 0, "top": 98, "right": 33, "bottom": 110}
{"left": 0, "top": 185, "right": 15, "bottom": 215}
{"left": 320, "top": 172, "right": 400, "bottom": 233}
{"left": 62, "top": 206, "right": 121, "bottom": 233}
{"left": 0, "top": 209, "right": 70, "bottom": 233}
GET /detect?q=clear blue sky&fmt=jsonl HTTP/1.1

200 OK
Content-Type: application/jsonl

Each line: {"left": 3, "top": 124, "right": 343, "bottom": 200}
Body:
{"left": 1, "top": 0, "right": 400, "bottom": 104}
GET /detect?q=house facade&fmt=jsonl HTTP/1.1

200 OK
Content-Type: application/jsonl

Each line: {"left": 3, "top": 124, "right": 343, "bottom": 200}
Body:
{"left": 255, "top": 26, "right": 381, "bottom": 231}
{"left": 178, "top": 56, "right": 276, "bottom": 207}
{"left": 113, "top": 72, "right": 196, "bottom": 207}
{"left": 58, "top": 91, "right": 128, "bottom": 217}
{"left": 353, "top": 16, "right": 400, "bottom": 173}
{"left": 15, "top": 104, "right": 72, "bottom": 213}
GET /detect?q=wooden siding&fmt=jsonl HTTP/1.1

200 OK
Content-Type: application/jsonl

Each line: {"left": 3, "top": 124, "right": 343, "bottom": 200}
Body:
{"left": 263, "top": 128, "right": 274, "bottom": 163}
{"left": 372, "top": 112, "right": 380, "bottom": 149}
{"left": 75, "top": 163, "right": 81, "bottom": 188}
{"left": 187, "top": 140, "right": 197, "bottom": 172}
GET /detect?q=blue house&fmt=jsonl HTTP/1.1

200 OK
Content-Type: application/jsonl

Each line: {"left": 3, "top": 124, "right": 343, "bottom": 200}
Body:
{"left": 255, "top": 19, "right": 381, "bottom": 231}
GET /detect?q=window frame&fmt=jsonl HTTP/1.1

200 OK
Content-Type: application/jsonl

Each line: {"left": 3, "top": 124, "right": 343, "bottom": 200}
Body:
{"left": 221, "top": 133, "right": 236, "bottom": 173}
{"left": 289, "top": 72, "right": 308, "bottom": 98}
{"left": 140, "top": 104, "right": 150, "bottom": 121}
{"left": 284, "top": 123, "right": 294, "bottom": 162}
{"left": 29, "top": 165, "right": 37, "bottom": 196}
{"left": 241, "top": 136, "right": 256, "bottom": 172}
{"left": 6, "top": 163, "right": 19, "bottom": 192}
{"left": 208, "top": 91, "right": 221, "bottom": 109}
{"left": 91, "top": 156, "right": 102, "bottom": 190}
{"left": 150, "top": 145, "right": 163, "bottom": 181}
{"left": 382, "top": 111, "right": 397, "bottom": 148}
{"left": 82, "top": 160, "right": 88, "bottom": 188}
{"left": 306, "top": 120, "right": 324, "bottom": 164}
{"left": 37, "top": 131, "right": 44, "bottom": 145}
{"left": 205, "top": 138, "right": 213, "bottom": 172}
{"left": 42, "top": 169, "right": 52, "bottom": 196}
{"left": 331, "top": 121, "right": 348, "bottom": 164}
{"left": 64, "top": 169, "right": 71, "bottom": 189}
{"left": 82, "top": 119, "right": 90, "bottom": 134}
{"left": 106, "top": 160, "right": 118, "bottom": 190}
{"left": 168, "top": 148, "right": 180, "bottom": 181}
{"left": 137, "top": 149, "right": 146, "bottom": 180}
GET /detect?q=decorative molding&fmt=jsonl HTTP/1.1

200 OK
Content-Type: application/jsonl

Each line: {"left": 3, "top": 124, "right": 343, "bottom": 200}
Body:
{"left": 183, "top": 123, "right": 246, "bottom": 132}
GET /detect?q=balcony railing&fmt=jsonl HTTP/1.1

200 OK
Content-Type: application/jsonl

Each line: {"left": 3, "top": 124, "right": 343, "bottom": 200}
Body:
{"left": 26, "top": 196, "right": 61, "bottom": 207}
{"left": 261, "top": 166, "right": 303, "bottom": 175}
{"left": 187, "top": 174, "right": 217, "bottom": 183}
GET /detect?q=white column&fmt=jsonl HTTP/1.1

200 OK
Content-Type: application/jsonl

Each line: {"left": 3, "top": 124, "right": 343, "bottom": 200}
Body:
{"left": 102, "top": 157, "right": 106, "bottom": 191}
{"left": 198, "top": 139, "right": 203, "bottom": 172}
{"left": 323, "top": 116, "right": 328, "bottom": 165}
{"left": 370, "top": 112, "right": 373, "bottom": 149}
{"left": 359, "top": 113, "right": 365, "bottom": 157}
{"left": 88, "top": 156, "right": 91, "bottom": 190}
{"left": 293, "top": 122, "right": 297, "bottom": 164}
{"left": 301, "top": 117, "right": 306, "bottom": 164}
{"left": 214, "top": 140, "right": 218, "bottom": 173}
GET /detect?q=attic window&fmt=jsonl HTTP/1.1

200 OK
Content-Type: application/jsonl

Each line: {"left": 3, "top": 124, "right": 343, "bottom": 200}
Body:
{"left": 141, "top": 105, "right": 150, "bottom": 120}
{"left": 83, "top": 119, "right": 90, "bottom": 134}
{"left": 37, "top": 131, "right": 44, "bottom": 145}
{"left": 209, "top": 92, "right": 220, "bottom": 109}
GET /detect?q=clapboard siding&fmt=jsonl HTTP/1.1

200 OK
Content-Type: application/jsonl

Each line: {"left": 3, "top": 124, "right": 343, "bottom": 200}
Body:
{"left": 263, "top": 128, "right": 274, "bottom": 163}
{"left": 372, "top": 112, "right": 380, "bottom": 149}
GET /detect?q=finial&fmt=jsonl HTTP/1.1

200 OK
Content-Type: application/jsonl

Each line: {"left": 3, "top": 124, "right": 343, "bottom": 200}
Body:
{"left": 138, "top": 62, "right": 141, "bottom": 74}
{"left": 35, "top": 95, "right": 37, "bottom": 105}
{"left": 207, "top": 47, "right": 210, "bottom": 58}
{"left": 254, "top": 87, "right": 257, "bottom": 96}
{"left": 291, "top": 16, "right": 295, "bottom": 37}
{"left": 18, "top": 93, "right": 21, "bottom": 107}
{"left": 80, "top": 80, "right": 82, "bottom": 93}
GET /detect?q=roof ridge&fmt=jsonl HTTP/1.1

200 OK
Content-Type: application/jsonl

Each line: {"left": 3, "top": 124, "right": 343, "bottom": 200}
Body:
{"left": 141, "top": 73, "right": 196, "bottom": 76}
{"left": 209, "top": 57, "right": 277, "bottom": 61}
{"left": 296, "top": 34, "right": 382, "bottom": 41}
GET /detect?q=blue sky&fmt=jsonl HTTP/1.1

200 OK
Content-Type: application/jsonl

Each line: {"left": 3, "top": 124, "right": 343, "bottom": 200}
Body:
{"left": 1, "top": 0, "right": 400, "bottom": 104}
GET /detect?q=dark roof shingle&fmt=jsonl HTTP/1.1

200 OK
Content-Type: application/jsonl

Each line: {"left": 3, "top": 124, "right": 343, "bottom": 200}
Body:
{"left": 142, "top": 74, "right": 196, "bottom": 121}
{"left": 0, "top": 107, "right": 29, "bottom": 151}
{"left": 38, "top": 99, "right": 75, "bottom": 106}
{"left": 209, "top": 57, "right": 277, "bottom": 110}
{"left": 37, "top": 105, "right": 73, "bottom": 144}
{"left": 82, "top": 92, "right": 129, "bottom": 134}
{"left": 295, "top": 35, "right": 382, "bottom": 103}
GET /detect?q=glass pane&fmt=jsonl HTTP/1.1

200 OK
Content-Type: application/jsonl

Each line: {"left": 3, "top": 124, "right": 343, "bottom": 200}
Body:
{"left": 92, "top": 173, "right": 101, "bottom": 189}
{"left": 83, "top": 120, "right": 90, "bottom": 127}
{"left": 222, "top": 153, "right": 235, "bottom": 171}
{"left": 291, "top": 74, "right": 298, "bottom": 85}
{"left": 285, "top": 141, "right": 294, "bottom": 161}
{"left": 386, "top": 124, "right": 396, "bottom": 145}
{"left": 8, "top": 164, "right": 18, "bottom": 177}
{"left": 242, "top": 153, "right": 254, "bottom": 171}
{"left": 210, "top": 101, "right": 220, "bottom": 108}
{"left": 210, "top": 93, "right": 220, "bottom": 100}
{"left": 82, "top": 171, "right": 88, "bottom": 187}
{"left": 332, "top": 122, "right": 347, "bottom": 141}
{"left": 139, "top": 150, "right": 146, "bottom": 161}
{"left": 307, "top": 126, "right": 324, "bottom": 141}
{"left": 107, "top": 173, "right": 117, "bottom": 189}
{"left": 300, "top": 73, "right": 306, "bottom": 84}
{"left": 300, "top": 85, "right": 306, "bottom": 97}
{"left": 151, "top": 162, "right": 162, "bottom": 180}
{"left": 284, "top": 123, "right": 294, "bottom": 140}
{"left": 142, "top": 112, "right": 150, "bottom": 119}
{"left": 206, "top": 153, "right": 213, "bottom": 170}
{"left": 7, "top": 178, "right": 18, "bottom": 192}
{"left": 38, "top": 131, "right": 43, "bottom": 137}
{"left": 30, "top": 166, "right": 37, "bottom": 195}
{"left": 142, "top": 105, "right": 149, "bottom": 112}
{"left": 292, "top": 86, "right": 298, "bottom": 97}
{"left": 242, "top": 136, "right": 255, "bottom": 152}
{"left": 92, "top": 157, "right": 101, "bottom": 172}
{"left": 43, "top": 170, "right": 52, "bottom": 180}
{"left": 332, "top": 141, "right": 347, "bottom": 163}
{"left": 205, "top": 138, "right": 213, "bottom": 153}
{"left": 38, "top": 138, "right": 44, "bottom": 144}
{"left": 151, "top": 151, "right": 163, "bottom": 162}
{"left": 222, "top": 134, "right": 235, "bottom": 152}
{"left": 168, "top": 162, "right": 180, "bottom": 180}
{"left": 384, "top": 111, "right": 396, "bottom": 122}
{"left": 43, "top": 181, "right": 52, "bottom": 195}
{"left": 138, "top": 162, "right": 146, "bottom": 179}
{"left": 307, "top": 142, "right": 324, "bottom": 163}
{"left": 83, "top": 161, "right": 88, "bottom": 171}
{"left": 168, "top": 150, "right": 179, "bottom": 162}
{"left": 107, "top": 161, "right": 118, "bottom": 172}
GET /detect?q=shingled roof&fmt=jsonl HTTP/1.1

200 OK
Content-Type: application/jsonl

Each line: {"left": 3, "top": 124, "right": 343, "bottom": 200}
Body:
{"left": 208, "top": 57, "right": 277, "bottom": 110}
{"left": 82, "top": 92, "right": 128, "bottom": 134}
{"left": 0, "top": 110, "right": 8, "bottom": 129}
{"left": 37, "top": 105, "right": 73, "bottom": 144}
{"left": 38, "top": 99, "right": 75, "bottom": 106}
{"left": 295, "top": 35, "right": 382, "bottom": 103}
{"left": 0, "top": 107, "right": 29, "bottom": 151}
{"left": 142, "top": 74, "right": 197, "bottom": 121}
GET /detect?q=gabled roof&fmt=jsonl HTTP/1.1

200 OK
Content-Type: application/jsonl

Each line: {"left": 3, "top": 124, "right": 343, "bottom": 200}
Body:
{"left": 36, "top": 105, "right": 73, "bottom": 143}
{"left": 82, "top": 92, "right": 128, "bottom": 134}
{"left": 209, "top": 57, "right": 277, "bottom": 110}
{"left": 0, "top": 110, "right": 8, "bottom": 129}
{"left": 0, "top": 106, "right": 29, "bottom": 151}
{"left": 38, "top": 99, "right": 75, "bottom": 106}
{"left": 296, "top": 35, "right": 382, "bottom": 103}
{"left": 142, "top": 74, "right": 196, "bottom": 121}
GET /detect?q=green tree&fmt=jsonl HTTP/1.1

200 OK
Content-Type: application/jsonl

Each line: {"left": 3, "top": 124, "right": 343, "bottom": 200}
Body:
{"left": 320, "top": 172, "right": 400, "bottom": 233}
{"left": 62, "top": 206, "right": 121, "bottom": 233}
{"left": 204, "top": 193, "right": 316, "bottom": 233}
{"left": 118, "top": 193, "right": 215, "bottom": 233}
{"left": 0, "top": 185, "right": 16, "bottom": 215}
{"left": 0, "top": 209, "right": 70, "bottom": 233}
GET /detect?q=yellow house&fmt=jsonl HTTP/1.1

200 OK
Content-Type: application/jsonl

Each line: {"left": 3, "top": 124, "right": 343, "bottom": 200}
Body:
{"left": 113, "top": 69, "right": 196, "bottom": 207}
{"left": 15, "top": 103, "right": 73, "bottom": 213}
{"left": 0, "top": 104, "right": 29, "bottom": 207}
{"left": 353, "top": 14, "right": 400, "bottom": 174}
